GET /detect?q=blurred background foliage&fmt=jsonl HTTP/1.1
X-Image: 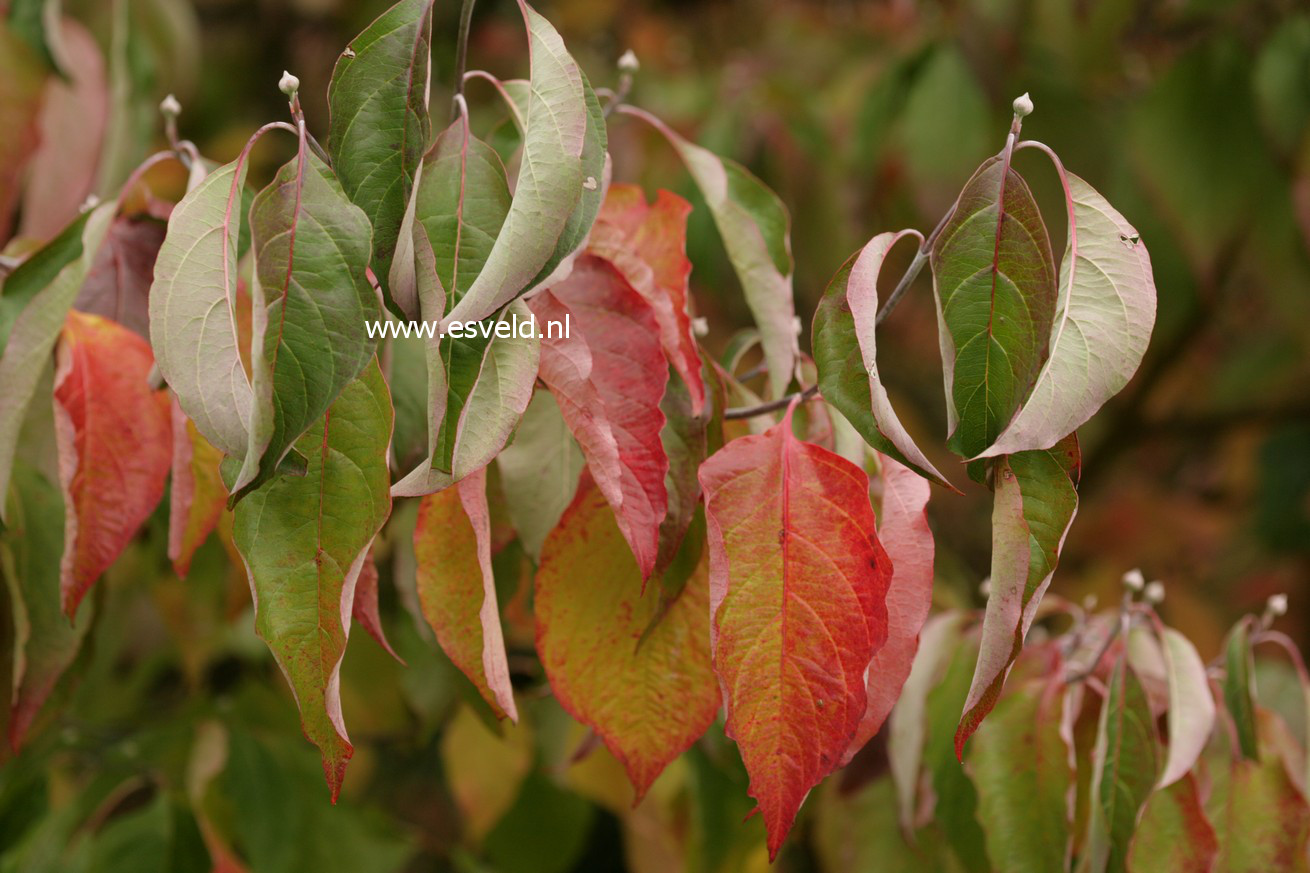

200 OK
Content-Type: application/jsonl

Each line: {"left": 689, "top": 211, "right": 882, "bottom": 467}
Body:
{"left": 2, "top": 0, "right": 1310, "bottom": 870}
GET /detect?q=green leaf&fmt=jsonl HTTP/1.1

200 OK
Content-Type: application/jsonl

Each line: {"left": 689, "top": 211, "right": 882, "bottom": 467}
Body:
{"left": 441, "top": 0, "right": 591, "bottom": 327}
{"left": 1086, "top": 660, "right": 1161, "bottom": 873}
{"left": 931, "top": 155, "right": 1058, "bottom": 459}
{"left": 1158, "top": 625, "right": 1216, "bottom": 787}
{"left": 0, "top": 21, "right": 45, "bottom": 242}
{"left": 957, "top": 436, "right": 1080, "bottom": 752}
{"left": 231, "top": 358, "right": 393, "bottom": 800}
{"left": 0, "top": 201, "right": 115, "bottom": 522}
{"left": 327, "top": 0, "right": 435, "bottom": 313}
{"left": 1210, "top": 729, "right": 1310, "bottom": 872}
{"left": 813, "top": 776, "right": 961, "bottom": 873}
{"left": 977, "top": 166, "right": 1156, "bottom": 459}
{"left": 229, "top": 149, "right": 381, "bottom": 502}
{"left": 968, "top": 678, "right": 1071, "bottom": 873}
{"left": 620, "top": 106, "right": 799, "bottom": 399}
{"left": 1127, "top": 776, "right": 1218, "bottom": 873}
{"left": 494, "top": 390, "right": 585, "bottom": 561}
{"left": 6, "top": 0, "right": 64, "bottom": 74}
{"left": 1224, "top": 619, "right": 1259, "bottom": 761}
{"left": 813, "top": 232, "right": 955, "bottom": 488}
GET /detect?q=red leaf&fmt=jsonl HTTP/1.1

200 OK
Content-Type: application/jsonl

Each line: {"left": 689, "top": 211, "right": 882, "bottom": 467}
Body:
{"left": 588, "top": 184, "right": 705, "bottom": 415}
{"left": 536, "top": 476, "right": 719, "bottom": 802}
{"left": 54, "top": 311, "right": 171, "bottom": 617}
{"left": 351, "top": 547, "right": 402, "bottom": 663}
{"left": 74, "top": 213, "right": 169, "bottom": 341}
{"left": 167, "top": 397, "right": 226, "bottom": 578}
{"left": 413, "top": 468, "right": 517, "bottom": 720}
{"left": 530, "top": 255, "right": 669, "bottom": 580}
{"left": 842, "top": 453, "right": 935, "bottom": 764}
{"left": 698, "top": 400, "right": 892, "bottom": 858}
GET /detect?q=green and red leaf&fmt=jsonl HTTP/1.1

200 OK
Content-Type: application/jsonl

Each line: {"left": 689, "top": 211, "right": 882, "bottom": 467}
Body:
{"left": 167, "top": 398, "right": 227, "bottom": 579}
{"left": 1127, "top": 775, "right": 1218, "bottom": 873}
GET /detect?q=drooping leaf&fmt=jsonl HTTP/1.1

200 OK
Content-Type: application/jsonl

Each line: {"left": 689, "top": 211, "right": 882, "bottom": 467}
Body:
{"left": 440, "top": 704, "right": 533, "bottom": 844}
{"left": 149, "top": 158, "right": 253, "bottom": 460}
{"left": 536, "top": 477, "right": 718, "bottom": 801}
{"left": 74, "top": 210, "right": 168, "bottom": 341}
{"left": 351, "top": 547, "right": 400, "bottom": 662}
{"left": 1127, "top": 775, "right": 1218, "bottom": 873}
{"left": 956, "top": 434, "right": 1079, "bottom": 754}
{"left": 531, "top": 255, "right": 669, "bottom": 580}
{"left": 0, "top": 22, "right": 44, "bottom": 243}
{"left": 231, "top": 358, "right": 393, "bottom": 800}
{"left": 588, "top": 183, "right": 705, "bottom": 415}
{"left": 1157, "top": 625, "right": 1216, "bottom": 787}
{"left": 977, "top": 166, "right": 1156, "bottom": 458}
{"left": 495, "top": 390, "right": 586, "bottom": 562}
{"left": 1224, "top": 619, "right": 1259, "bottom": 761}
{"left": 327, "top": 0, "right": 434, "bottom": 313}
{"left": 813, "top": 233, "right": 954, "bottom": 489}
{"left": 619, "top": 105, "right": 799, "bottom": 399}
{"left": 18, "top": 18, "right": 108, "bottom": 241}
{"left": 0, "top": 201, "right": 115, "bottom": 520}
{"left": 167, "top": 398, "right": 226, "bottom": 579}
{"left": 1086, "top": 659, "right": 1161, "bottom": 873}
{"left": 230, "top": 148, "right": 380, "bottom": 502}
{"left": 931, "top": 154, "right": 1058, "bottom": 459}
{"left": 2, "top": 465, "right": 92, "bottom": 750}
{"left": 844, "top": 453, "right": 936, "bottom": 763}
{"left": 53, "top": 310, "right": 171, "bottom": 618}
{"left": 440, "top": 0, "right": 590, "bottom": 326}
{"left": 412, "top": 467, "right": 517, "bottom": 721}
{"left": 698, "top": 400, "right": 892, "bottom": 858}
{"left": 968, "top": 676, "right": 1071, "bottom": 873}
{"left": 1210, "top": 728, "right": 1310, "bottom": 872}
{"left": 813, "top": 776, "right": 960, "bottom": 873}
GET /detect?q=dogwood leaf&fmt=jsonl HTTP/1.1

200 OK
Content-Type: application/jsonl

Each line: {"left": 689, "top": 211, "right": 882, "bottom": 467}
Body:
{"left": 1127, "top": 775, "right": 1218, "bottom": 873}
{"left": 495, "top": 390, "right": 586, "bottom": 562}
{"left": 1158, "top": 625, "right": 1216, "bottom": 787}
{"left": 167, "top": 398, "right": 226, "bottom": 579}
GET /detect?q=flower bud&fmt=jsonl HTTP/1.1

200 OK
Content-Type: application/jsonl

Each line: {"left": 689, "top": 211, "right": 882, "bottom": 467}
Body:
{"left": 159, "top": 94, "right": 181, "bottom": 117}
{"left": 279, "top": 70, "right": 300, "bottom": 98}
{"left": 1144, "top": 581, "right": 1165, "bottom": 605}
{"left": 1122, "top": 568, "right": 1145, "bottom": 592}
{"left": 1268, "top": 593, "right": 1289, "bottom": 617}
{"left": 1012, "top": 92, "right": 1034, "bottom": 118}
{"left": 618, "top": 49, "right": 639, "bottom": 74}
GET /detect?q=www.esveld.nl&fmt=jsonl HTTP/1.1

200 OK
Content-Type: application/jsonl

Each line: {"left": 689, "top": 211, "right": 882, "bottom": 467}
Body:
{"left": 365, "top": 313, "right": 569, "bottom": 341}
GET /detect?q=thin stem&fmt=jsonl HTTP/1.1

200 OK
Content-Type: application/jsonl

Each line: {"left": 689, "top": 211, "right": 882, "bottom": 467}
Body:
{"left": 1066, "top": 592, "right": 1132, "bottom": 683}
{"left": 452, "top": 0, "right": 477, "bottom": 119}
{"left": 723, "top": 384, "right": 818, "bottom": 421}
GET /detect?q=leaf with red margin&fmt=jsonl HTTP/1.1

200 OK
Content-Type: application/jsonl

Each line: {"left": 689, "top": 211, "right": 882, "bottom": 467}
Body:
{"left": 842, "top": 452, "right": 935, "bottom": 764}
{"left": 351, "top": 547, "right": 402, "bottom": 663}
{"left": 54, "top": 310, "right": 171, "bottom": 618}
{"left": 956, "top": 434, "right": 1079, "bottom": 756}
{"left": 536, "top": 476, "right": 718, "bottom": 801}
{"left": 530, "top": 255, "right": 669, "bottom": 581}
{"left": 1127, "top": 775, "right": 1218, "bottom": 873}
{"left": 75, "top": 210, "right": 169, "bottom": 341}
{"left": 168, "top": 397, "right": 227, "bottom": 579}
{"left": 231, "top": 358, "right": 393, "bottom": 800}
{"left": 698, "top": 399, "right": 892, "bottom": 858}
{"left": 588, "top": 184, "right": 704, "bottom": 415}
{"left": 413, "top": 468, "right": 517, "bottom": 720}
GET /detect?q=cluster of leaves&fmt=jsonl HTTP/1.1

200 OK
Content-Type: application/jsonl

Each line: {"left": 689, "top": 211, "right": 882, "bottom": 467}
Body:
{"left": 1, "top": 0, "right": 1308, "bottom": 867}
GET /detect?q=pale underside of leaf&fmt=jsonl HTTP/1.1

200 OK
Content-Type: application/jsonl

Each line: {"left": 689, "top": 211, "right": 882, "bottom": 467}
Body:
{"left": 494, "top": 390, "right": 586, "bottom": 561}
{"left": 1158, "top": 625, "right": 1216, "bottom": 788}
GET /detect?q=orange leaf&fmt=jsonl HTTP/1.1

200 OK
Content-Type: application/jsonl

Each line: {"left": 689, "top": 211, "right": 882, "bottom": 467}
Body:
{"left": 698, "top": 400, "right": 892, "bottom": 858}
{"left": 54, "top": 310, "right": 171, "bottom": 617}
{"left": 536, "top": 476, "right": 719, "bottom": 802}
{"left": 167, "top": 397, "right": 226, "bottom": 578}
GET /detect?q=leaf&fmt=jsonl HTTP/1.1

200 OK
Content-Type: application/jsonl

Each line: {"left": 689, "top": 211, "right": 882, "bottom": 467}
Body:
{"left": 968, "top": 677, "right": 1072, "bottom": 873}
{"left": 495, "top": 390, "right": 586, "bottom": 562}
{"left": 536, "top": 476, "right": 718, "bottom": 801}
{"left": 74, "top": 210, "right": 168, "bottom": 342}
{"left": 1224, "top": 619, "right": 1259, "bottom": 761}
{"left": 531, "top": 255, "right": 669, "bottom": 580}
{"left": 844, "top": 453, "right": 937, "bottom": 763}
{"left": 149, "top": 157, "right": 255, "bottom": 460}
{"left": 976, "top": 166, "right": 1157, "bottom": 458}
{"left": 813, "top": 776, "right": 959, "bottom": 873}
{"left": 930, "top": 154, "right": 1058, "bottom": 459}
{"left": 390, "top": 117, "right": 540, "bottom": 496}
{"left": 18, "top": 18, "right": 108, "bottom": 241}
{"left": 167, "top": 398, "right": 226, "bottom": 579}
{"left": 1127, "top": 775, "right": 1218, "bottom": 873}
{"left": 412, "top": 468, "right": 517, "bottom": 720}
{"left": 0, "top": 22, "right": 44, "bottom": 242}
{"left": 0, "top": 201, "right": 115, "bottom": 521}
{"left": 231, "top": 358, "right": 393, "bottom": 800}
{"left": 588, "top": 184, "right": 705, "bottom": 415}
{"left": 956, "top": 435, "right": 1079, "bottom": 754}
{"left": 3, "top": 466, "right": 92, "bottom": 750}
{"left": 439, "top": 705, "right": 533, "bottom": 843}
{"left": 619, "top": 106, "right": 798, "bottom": 399}
{"left": 1086, "top": 660, "right": 1161, "bottom": 873}
{"left": 653, "top": 363, "right": 717, "bottom": 579}
{"left": 698, "top": 400, "right": 892, "bottom": 858}
{"left": 1211, "top": 733, "right": 1310, "bottom": 872}
{"left": 350, "top": 547, "right": 401, "bottom": 663}
{"left": 326, "top": 0, "right": 434, "bottom": 312}
{"left": 53, "top": 310, "right": 171, "bottom": 618}
{"left": 1157, "top": 625, "right": 1216, "bottom": 787}
{"left": 440, "top": 0, "right": 590, "bottom": 326}
{"left": 813, "top": 232, "right": 955, "bottom": 489}
{"left": 230, "top": 148, "right": 380, "bottom": 502}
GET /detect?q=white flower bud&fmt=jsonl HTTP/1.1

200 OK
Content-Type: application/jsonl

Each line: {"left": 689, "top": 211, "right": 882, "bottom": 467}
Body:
{"left": 79, "top": 194, "right": 100, "bottom": 212}
{"left": 979, "top": 576, "right": 992, "bottom": 598}
{"left": 279, "top": 70, "right": 300, "bottom": 98}
{"left": 1012, "top": 92, "right": 1034, "bottom": 118}
{"left": 691, "top": 317, "right": 709, "bottom": 337}
{"left": 1144, "top": 581, "right": 1165, "bottom": 605}
{"left": 159, "top": 94, "right": 181, "bottom": 117}
{"left": 618, "top": 49, "right": 639, "bottom": 74}
{"left": 1122, "top": 568, "right": 1145, "bottom": 592}
{"left": 1268, "top": 593, "right": 1289, "bottom": 617}
{"left": 1082, "top": 594, "right": 1098, "bottom": 612}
